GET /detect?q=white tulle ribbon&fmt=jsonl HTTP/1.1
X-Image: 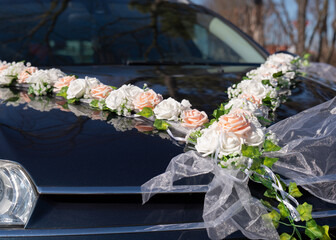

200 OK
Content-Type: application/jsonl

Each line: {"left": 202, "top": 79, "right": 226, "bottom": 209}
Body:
{"left": 262, "top": 165, "right": 300, "bottom": 221}
{"left": 141, "top": 151, "right": 280, "bottom": 240}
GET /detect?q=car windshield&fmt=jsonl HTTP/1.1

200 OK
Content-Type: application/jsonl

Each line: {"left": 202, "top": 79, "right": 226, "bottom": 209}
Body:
{"left": 0, "top": 0, "right": 266, "bottom": 66}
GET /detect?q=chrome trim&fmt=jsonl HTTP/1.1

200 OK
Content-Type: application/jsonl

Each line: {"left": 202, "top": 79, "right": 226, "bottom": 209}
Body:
{"left": 0, "top": 222, "right": 205, "bottom": 237}
{"left": 37, "top": 185, "right": 209, "bottom": 195}
{"left": 312, "top": 210, "right": 336, "bottom": 218}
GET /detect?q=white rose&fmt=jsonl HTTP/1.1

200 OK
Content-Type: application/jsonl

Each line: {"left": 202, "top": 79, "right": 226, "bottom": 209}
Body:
{"left": 83, "top": 77, "right": 100, "bottom": 98}
{"left": 245, "top": 126, "right": 265, "bottom": 147}
{"left": 118, "top": 84, "right": 143, "bottom": 102}
{"left": 67, "top": 78, "right": 88, "bottom": 99}
{"left": 154, "top": 97, "right": 182, "bottom": 121}
{"left": 226, "top": 98, "right": 265, "bottom": 117}
{"left": 0, "top": 74, "right": 13, "bottom": 85}
{"left": 181, "top": 99, "right": 192, "bottom": 110}
{"left": 195, "top": 126, "right": 220, "bottom": 157}
{"left": 0, "top": 88, "right": 16, "bottom": 100}
{"left": 26, "top": 70, "right": 50, "bottom": 84}
{"left": 218, "top": 131, "right": 243, "bottom": 156}
{"left": 267, "top": 53, "right": 294, "bottom": 63}
{"left": 0, "top": 63, "right": 25, "bottom": 85}
{"left": 239, "top": 80, "right": 274, "bottom": 100}
{"left": 45, "top": 68, "right": 66, "bottom": 84}
{"left": 105, "top": 89, "right": 126, "bottom": 111}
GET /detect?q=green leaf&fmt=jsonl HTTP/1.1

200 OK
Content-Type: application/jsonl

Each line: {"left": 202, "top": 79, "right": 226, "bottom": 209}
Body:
{"left": 90, "top": 99, "right": 99, "bottom": 108}
{"left": 273, "top": 71, "right": 284, "bottom": 78}
{"left": 4, "top": 96, "right": 19, "bottom": 102}
{"left": 241, "top": 145, "right": 261, "bottom": 158}
{"left": 262, "top": 79, "right": 272, "bottom": 86}
{"left": 319, "top": 225, "right": 331, "bottom": 240}
{"left": 242, "top": 76, "right": 250, "bottom": 80}
{"left": 153, "top": 119, "right": 170, "bottom": 131}
{"left": 137, "top": 107, "right": 154, "bottom": 118}
{"left": 56, "top": 86, "right": 68, "bottom": 99}
{"left": 250, "top": 174, "right": 273, "bottom": 189}
{"left": 263, "top": 140, "right": 281, "bottom": 152}
{"left": 278, "top": 202, "right": 289, "bottom": 219}
{"left": 203, "top": 118, "right": 216, "bottom": 128}
{"left": 67, "top": 98, "right": 79, "bottom": 104}
{"left": 297, "top": 202, "right": 313, "bottom": 221}
{"left": 262, "top": 210, "right": 280, "bottom": 228}
{"left": 260, "top": 199, "right": 273, "bottom": 209}
{"left": 303, "top": 53, "right": 311, "bottom": 60}
{"left": 305, "top": 219, "right": 323, "bottom": 240}
{"left": 280, "top": 233, "right": 297, "bottom": 240}
{"left": 264, "top": 188, "right": 277, "bottom": 199}
{"left": 188, "top": 130, "right": 202, "bottom": 144}
{"left": 212, "top": 104, "right": 231, "bottom": 120}
{"left": 263, "top": 157, "right": 278, "bottom": 168}
{"left": 289, "top": 182, "right": 303, "bottom": 198}
{"left": 257, "top": 116, "right": 272, "bottom": 125}
{"left": 275, "top": 174, "right": 287, "bottom": 191}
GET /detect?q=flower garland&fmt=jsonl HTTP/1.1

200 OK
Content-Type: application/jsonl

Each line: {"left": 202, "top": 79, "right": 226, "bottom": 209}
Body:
{"left": 0, "top": 53, "right": 330, "bottom": 240}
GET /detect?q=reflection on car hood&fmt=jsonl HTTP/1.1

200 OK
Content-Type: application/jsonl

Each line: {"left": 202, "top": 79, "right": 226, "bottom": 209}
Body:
{"left": 0, "top": 64, "right": 335, "bottom": 189}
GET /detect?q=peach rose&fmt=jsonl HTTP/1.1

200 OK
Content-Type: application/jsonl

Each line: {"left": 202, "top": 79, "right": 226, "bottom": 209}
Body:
{"left": 133, "top": 89, "right": 162, "bottom": 111}
{"left": 181, "top": 109, "right": 208, "bottom": 128}
{"left": 0, "top": 64, "right": 8, "bottom": 73}
{"left": 18, "top": 67, "right": 38, "bottom": 83}
{"left": 239, "top": 94, "right": 261, "bottom": 105}
{"left": 54, "top": 76, "right": 76, "bottom": 92}
{"left": 56, "top": 100, "right": 71, "bottom": 112}
{"left": 90, "top": 84, "right": 113, "bottom": 99}
{"left": 19, "top": 92, "right": 31, "bottom": 103}
{"left": 217, "top": 113, "right": 251, "bottom": 138}
{"left": 135, "top": 122, "right": 155, "bottom": 132}
{"left": 230, "top": 108, "right": 253, "bottom": 118}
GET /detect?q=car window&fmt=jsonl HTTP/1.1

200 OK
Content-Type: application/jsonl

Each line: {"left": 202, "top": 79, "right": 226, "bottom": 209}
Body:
{"left": 0, "top": 0, "right": 266, "bottom": 66}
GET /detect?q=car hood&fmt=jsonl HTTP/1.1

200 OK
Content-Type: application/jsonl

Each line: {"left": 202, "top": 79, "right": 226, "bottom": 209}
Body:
{"left": 0, "top": 64, "right": 335, "bottom": 190}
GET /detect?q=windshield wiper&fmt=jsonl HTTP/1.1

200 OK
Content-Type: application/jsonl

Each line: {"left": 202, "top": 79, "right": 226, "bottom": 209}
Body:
{"left": 126, "top": 60, "right": 262, "bottom": 66}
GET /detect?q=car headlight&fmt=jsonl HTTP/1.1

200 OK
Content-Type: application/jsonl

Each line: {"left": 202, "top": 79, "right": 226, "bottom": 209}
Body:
{"left": 0, "top": 160, "right": 37, "bottom": 227}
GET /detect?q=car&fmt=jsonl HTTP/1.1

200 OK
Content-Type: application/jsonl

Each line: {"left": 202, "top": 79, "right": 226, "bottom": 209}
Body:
{"left": 0, "top": 0, "right": 335, "bottom": 239}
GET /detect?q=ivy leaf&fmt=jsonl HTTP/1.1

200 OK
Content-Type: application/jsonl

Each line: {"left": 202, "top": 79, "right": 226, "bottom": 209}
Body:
{"left": 280, "top": 233, "right": 297, "bottom": 240}
{"left": 297, "top": 202, "right": 313, "bottom": 221}
{"left": 289, "top": 182, "right": 303, "bottom": 198}
{"left": 262, "top": 210, "right": 280, "bottom": 228}
{"left": 153, "top": 119, "right": 170, "bottom": 131}
{"left": 260, "top": 199, "right": 273, "bottom": 209}
{"left": 56, "top": 86, "right": 68, "bottom": 99}
{"left": 137, "top": 107, "right": 154, "bottom": 118}
{"left": 257, "top": 116, "right": 272, "bottom": 125}
{"left": 188, "top": 130, "right": 202, "bottom": 144}
{"left": 305, "top": 219, "right": 323, "bottom": 240}
{"left": 251, "top": 174, "right": 273, "bottom": 189}
{"left": 319, "top": 225, "right": 331, "bottom": 240}
{"left": 275, "top": 174, "right": 287, "bottom": 191}
{"left": 67, "top": 98, "right": 79, "bottom": 104}
{"left": 262, "top": 79, "right": 272, "bottom": 86}
{"left": 212, "top": 104, "right": 231, "bottom": 120}
{"left": 264, "top": 188, "right": 277, "bottom": 199}
{"left": 4, "top": 96, "right": 19, "bottom": 102}
{"left": 278, "top": 202, "right": 289, "bottom": 219}
{"left": 203, "top": 118, "right": 216, "bottom": 128}
{"left": 263, "top": 140, "right": 281, "bottom": 152}
{"left": 263, "top": 157, "right": 278, "bottom": 168}
{"left": 273, "top": 71, "right": 284, "bottom": 78}
{"left": 90, "top": 99, "right": 99, "bottom": 108}
{"left": 241, "top": 145, "right": 261, "bottom": 158}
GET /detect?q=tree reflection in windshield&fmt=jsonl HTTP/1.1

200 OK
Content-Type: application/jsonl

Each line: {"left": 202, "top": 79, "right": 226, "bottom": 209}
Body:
{"left": 0, "top": 0, "right": 264, "bottom": 66}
